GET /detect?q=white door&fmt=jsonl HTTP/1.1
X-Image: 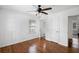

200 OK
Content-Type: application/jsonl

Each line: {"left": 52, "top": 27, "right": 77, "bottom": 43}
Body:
{"left": 40, "top": 20, "right": 46, "bottom": 37}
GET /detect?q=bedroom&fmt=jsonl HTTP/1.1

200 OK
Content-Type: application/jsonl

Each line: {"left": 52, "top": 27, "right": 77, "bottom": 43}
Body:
{"left": 0, "top": 5, "right": 79, "bottom": 53}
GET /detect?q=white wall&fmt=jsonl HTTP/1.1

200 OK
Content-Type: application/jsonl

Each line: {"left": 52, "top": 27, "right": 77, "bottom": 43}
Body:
{"left": 46, "top": 7, "right": 79, "bottom": 46}
{"left": 0, "top": 8, "right": 39, "bottom": 47}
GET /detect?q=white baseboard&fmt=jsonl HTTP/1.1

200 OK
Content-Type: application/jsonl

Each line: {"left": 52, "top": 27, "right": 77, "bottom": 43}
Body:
{"left": 46, "top": 37, "right": 68, "bottom": 47}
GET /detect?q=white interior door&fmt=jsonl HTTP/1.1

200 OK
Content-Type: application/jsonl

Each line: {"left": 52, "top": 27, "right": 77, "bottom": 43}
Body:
{"left": 40, "top": 20, "right": 46, "bottom": 37}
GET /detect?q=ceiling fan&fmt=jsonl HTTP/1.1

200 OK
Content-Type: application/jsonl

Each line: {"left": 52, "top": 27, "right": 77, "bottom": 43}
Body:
{"left": 36, "top": 5, "right": 52, "bottom": 15}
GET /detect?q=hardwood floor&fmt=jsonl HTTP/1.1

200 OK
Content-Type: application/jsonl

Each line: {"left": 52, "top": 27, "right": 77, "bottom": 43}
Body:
{"left": 0, "top": 37, "right": 79, "bottom": 53}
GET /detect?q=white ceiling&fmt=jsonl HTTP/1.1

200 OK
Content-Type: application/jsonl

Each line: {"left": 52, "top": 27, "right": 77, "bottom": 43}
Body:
{"left": 0, "top": 5, "right": 36, "bottom": 12}
{"left": 52, "top": 5, "right": 79, "bottom": 13}
{"left": 0, "top": 5, "right": 79, "bottom": 14}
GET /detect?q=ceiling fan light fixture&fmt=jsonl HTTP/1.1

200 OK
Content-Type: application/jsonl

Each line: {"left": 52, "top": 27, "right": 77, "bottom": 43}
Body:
{"left": 37, "top": 5, "right": 52, "bottom": 15}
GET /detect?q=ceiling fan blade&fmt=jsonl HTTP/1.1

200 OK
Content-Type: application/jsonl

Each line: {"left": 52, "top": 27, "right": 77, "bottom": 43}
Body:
{"left": 42, "top": 8, "right": 52, "bottom": 11}
{"left": 41, "top": 12, "right": 48, "bottom": 15}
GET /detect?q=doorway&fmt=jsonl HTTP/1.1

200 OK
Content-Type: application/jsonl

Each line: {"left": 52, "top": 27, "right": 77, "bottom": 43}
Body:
{"left": 68, "top": 15, "right": 79, "bottom": 48}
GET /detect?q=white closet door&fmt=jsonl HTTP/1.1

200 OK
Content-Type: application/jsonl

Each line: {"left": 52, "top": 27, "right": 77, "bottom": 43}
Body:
{"left": 40, "top": 20, "right": 46, "bottom": 37}
{"left": 53, "top": 16, "right": 60, "bottom": 42}
{"left": 45, "top": 15, "right": 60, "bottom": 42}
